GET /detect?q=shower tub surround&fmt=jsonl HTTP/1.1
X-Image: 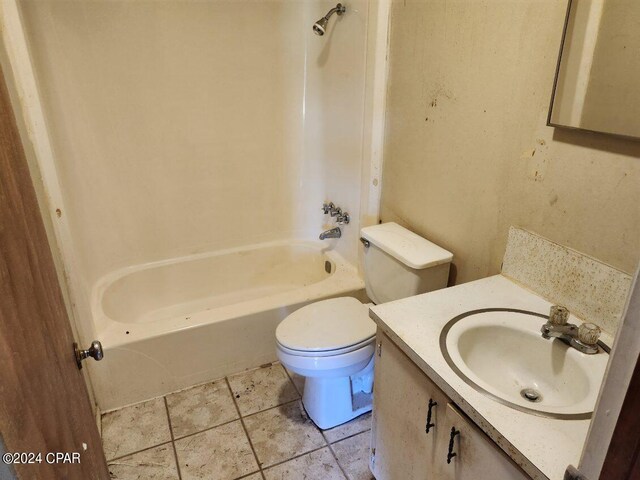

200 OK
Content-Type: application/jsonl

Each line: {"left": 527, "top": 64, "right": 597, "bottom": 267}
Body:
{"left": 7, "top": 0, "right": 389, "bottom": 415}
{"left": 90, "top": 241, "right": 364, "bottom": 411}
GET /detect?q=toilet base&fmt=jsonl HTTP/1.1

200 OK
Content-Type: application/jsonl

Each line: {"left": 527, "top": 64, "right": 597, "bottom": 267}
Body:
{"left": 301, "top": 357, "right": 374, "bottom": 430}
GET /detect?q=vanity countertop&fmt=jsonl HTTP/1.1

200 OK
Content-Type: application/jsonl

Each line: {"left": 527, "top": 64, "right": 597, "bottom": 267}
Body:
{"left": 369, "top": 274, "right": 610, "bottom": 480}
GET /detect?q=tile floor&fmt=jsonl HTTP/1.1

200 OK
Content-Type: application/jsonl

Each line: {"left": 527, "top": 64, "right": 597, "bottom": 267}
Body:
{"left": 101, "top": 362, "right": 373, "bottom": 480}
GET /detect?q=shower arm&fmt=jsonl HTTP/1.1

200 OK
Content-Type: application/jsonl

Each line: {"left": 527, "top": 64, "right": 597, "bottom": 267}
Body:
{"left": 323, "top": 3, "right": 346, "bottom": 21}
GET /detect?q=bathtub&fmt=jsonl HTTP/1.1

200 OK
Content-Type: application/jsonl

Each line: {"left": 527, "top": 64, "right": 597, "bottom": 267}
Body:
{"left": 89, "top": 240, "right": 365, "bottom": 411}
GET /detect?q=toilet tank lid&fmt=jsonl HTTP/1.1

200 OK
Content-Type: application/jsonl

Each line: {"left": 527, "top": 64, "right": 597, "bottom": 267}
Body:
{"left": 360, "top": 222, "right": 453, "bottom": 269}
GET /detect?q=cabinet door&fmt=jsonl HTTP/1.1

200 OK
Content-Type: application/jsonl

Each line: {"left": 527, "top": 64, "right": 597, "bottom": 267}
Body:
{"left": 371, "top": 332, "right": 449, "bottom": 480}
{"left": 437, "top": 403, "right": 529, "bottom": 480}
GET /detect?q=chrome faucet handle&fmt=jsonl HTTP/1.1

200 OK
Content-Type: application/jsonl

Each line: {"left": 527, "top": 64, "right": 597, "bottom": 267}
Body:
{"left": 578, "top": 323, "right": 601, "bottom": 346}
{"left": 337, "top": 212, "right": 350, "bottom": 225}
{"left": 330, "top": 206, "right": 342, "bottom": 217}
{"left": 549, "top": 305, "right": 569, "bottom": 325}
{"left": 322, "top": 202, "right": 334, "bottom": 215}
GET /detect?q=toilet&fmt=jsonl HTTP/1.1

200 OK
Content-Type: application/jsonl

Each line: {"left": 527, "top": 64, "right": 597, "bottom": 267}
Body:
{"left": 276, "top": 222, "right": 453, "bottom": 429}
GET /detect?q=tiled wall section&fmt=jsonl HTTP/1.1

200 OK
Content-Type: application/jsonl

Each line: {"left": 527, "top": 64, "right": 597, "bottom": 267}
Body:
{"left": 502, "top": 227, "right": 633, "bottom": 335}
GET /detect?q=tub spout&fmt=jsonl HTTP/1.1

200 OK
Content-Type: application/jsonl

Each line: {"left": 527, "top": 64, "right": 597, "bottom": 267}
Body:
{"left": 319, "top": 227, "right": 341, "bottom": 240}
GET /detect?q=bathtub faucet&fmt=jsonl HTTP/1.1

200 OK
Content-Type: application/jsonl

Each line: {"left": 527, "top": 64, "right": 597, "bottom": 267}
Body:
{"left": 319, "top": 227, "right": 341, "bottom": 240}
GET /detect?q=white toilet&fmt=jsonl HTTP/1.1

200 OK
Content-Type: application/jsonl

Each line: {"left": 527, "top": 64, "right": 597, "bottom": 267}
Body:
{"left": 276, "top": 222, "right": 453, "bottom": 429}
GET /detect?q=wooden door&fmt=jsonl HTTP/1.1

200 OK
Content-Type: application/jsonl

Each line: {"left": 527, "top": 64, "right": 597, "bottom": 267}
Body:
{"left": 0, "top": 64, "right": 109, "bottom": 479}
{"left": 599, "top": 350, "right": 640, "bottom": 479}
{"left": 371, "top": 331, "right": 449, "bottom": 479}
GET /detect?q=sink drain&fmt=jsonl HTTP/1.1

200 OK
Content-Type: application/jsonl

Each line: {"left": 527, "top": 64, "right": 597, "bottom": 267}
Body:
{"left": 520, "top": 388, "right": 542, "bottom": 403}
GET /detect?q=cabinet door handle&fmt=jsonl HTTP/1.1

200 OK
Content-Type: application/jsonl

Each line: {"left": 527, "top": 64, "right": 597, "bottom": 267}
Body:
{"left": 447, "top": 427, "right": 460, "bottom": 464}
{"left": 425, "top": 399, "right": 437, "bottom": 433}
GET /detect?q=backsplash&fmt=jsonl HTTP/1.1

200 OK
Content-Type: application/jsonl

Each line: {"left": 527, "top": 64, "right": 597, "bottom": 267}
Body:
{"left": 501, "top": 227, "right": 633, "bottom": 335}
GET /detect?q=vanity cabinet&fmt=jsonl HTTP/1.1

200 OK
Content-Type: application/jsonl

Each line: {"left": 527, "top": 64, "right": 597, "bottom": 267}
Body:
{"left": 371, "top": 331, "right": 529, "bottom": 480}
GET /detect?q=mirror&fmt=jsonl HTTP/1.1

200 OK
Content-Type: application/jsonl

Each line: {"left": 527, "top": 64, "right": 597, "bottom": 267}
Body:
{"left": 548, "top": 0, "right": 640, "bottom": 140}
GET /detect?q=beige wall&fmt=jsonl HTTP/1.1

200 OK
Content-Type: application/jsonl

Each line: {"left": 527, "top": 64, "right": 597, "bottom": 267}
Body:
{"left": 380, "top": 0, "right": 640, "bottom": 285}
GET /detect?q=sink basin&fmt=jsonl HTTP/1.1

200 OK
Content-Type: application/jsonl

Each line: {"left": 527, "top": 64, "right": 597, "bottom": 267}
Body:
{"left": 440, "top": 308, "right": 610, "bottom": 419}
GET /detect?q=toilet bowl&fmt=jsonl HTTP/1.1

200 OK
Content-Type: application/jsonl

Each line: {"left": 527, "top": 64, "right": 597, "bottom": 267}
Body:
{"left": 276, "top": 297, "right": 376, "bottom": 429}
{"left": 276, "top": 222, "right": 453, "bottom": 429}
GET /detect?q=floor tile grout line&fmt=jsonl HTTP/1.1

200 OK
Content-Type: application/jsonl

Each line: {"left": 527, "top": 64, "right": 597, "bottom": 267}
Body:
{"left": 328, "top": 427, "right": 373, "bottom": 446}
{"left": 241, "top": 397, "right": 301, "bottom": 420}
{"left": 322, "top": 431, "right": 350, "bottom": 480}
{"left": 101, "top": 361, "right": 367, "bottom": 479}
{"left": 249, "top": 396, "right": 328, "bottom": 471}
{"left": 282, "top": 366, "right": 304, "bottom": 397}
{"left": 282, "top": 365, "right": 365, "bottom": 478}
{"left": 101, "top": 361, "right": 282, "bottom": 417}
{"left": 230, "top": 363, "right": 301, "bottom": 419}
{"left": 162, "top": 394, "right": 303, "bottom": 443}
{"left": 164, "top": 397, "right": 183, "bottom": 480}
{"left": 105, "top": 389, "right": 302, "bottom": 462}
{"left": 225, "top": 376, "right": 267, "bottom": 479}
{"left": 261, "top": 444, "right": 337, "bottom": 472}
{"left": 105, "top": 421, "right": 334, "bottom": 476}
{"left": 172, "top": 417, "right": 241, "bottom": 442}
{"left": 233, "top": 471, "right": 263, "bottom": 480}
{"left": 165, "top": 394, "right": 367, "bottom": 446}
{"left": 106, "top": 439, "right": 174, "bottom": 463}
{"left": 102, "top": 362, "right": 295, "bottom": 430}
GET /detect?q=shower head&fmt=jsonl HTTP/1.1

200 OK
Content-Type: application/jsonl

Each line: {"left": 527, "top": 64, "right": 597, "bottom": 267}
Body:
{"left": 313, "top": 17, "right": 330, "bottom": 36}
{"left": 313, "top": 3, "right": 346, "bottom": 36}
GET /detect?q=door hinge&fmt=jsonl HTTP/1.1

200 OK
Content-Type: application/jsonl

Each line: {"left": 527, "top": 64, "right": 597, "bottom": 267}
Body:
{"left": 377, "top": 342, "right": 382, "bottom": 357}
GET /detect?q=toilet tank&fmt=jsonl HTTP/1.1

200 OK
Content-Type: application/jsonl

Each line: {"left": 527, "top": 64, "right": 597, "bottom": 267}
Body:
{"left": 360, "top": 222, "right": 453, "bottom": 304}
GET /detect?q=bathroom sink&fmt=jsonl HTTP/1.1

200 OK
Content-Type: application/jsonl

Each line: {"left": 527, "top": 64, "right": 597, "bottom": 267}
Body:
{"left": 440, "top": 308, "right": 609, "bottom": 419}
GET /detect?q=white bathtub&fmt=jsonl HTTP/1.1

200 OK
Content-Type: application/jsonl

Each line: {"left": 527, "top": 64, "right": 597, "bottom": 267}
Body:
{"left": 89, "top": 240, "right": 364, "bottom": 411}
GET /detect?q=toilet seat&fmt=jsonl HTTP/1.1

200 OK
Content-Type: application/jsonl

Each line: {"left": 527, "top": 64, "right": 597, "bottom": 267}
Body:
{"left": 277, "top": 339, "right": 375, "bottom": 378}
{"left": 276, "top": 335, "right": 375, "bottom": 357}
{"left": 275, "top": 297, "right": 375, "bottom": 354}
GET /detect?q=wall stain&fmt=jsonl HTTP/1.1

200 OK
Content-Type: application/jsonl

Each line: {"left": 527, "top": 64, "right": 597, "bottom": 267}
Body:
{"left": 520, "top": 148, "right": 536, "bottom": 158}
{"left": 428, "top": 84, "right": 454, "bottom": 109}
{"left": 615, "top": 172, "right": 628, "bottom": 188}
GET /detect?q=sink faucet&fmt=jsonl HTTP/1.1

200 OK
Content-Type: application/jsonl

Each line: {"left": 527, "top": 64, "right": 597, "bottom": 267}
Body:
{"left": 319, "top": 227, "right": 341, "bottom": 240}
{"left": 541, "top": 305, "right": 601, "bottom": 354}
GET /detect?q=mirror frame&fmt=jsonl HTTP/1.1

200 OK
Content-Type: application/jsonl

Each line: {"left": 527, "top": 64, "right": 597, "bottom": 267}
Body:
{"left": 547, "top": 0, "right": 640, "bottom": 141}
